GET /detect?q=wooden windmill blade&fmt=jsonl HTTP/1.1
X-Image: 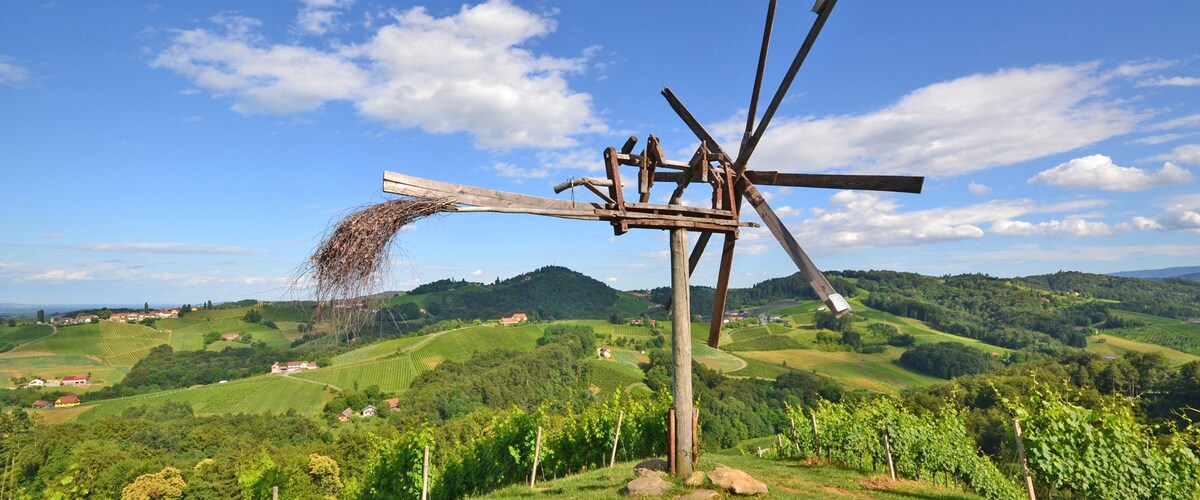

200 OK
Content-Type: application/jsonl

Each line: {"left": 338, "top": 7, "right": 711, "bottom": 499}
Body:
{"left": 744, "top": 171, "right": 925, "bottom": 193}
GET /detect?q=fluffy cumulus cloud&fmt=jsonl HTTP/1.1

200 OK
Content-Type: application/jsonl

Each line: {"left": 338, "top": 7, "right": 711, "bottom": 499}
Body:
{"left": 990, "top": 217, "right": 1114, "bottom": 237}
{"left": 0, "top": 60, "right": 29, "bottom": 85}
{"left": 967, "top": 182, "right": 991, "bottom": 196}
{"left": 1028, "top": 154, "right": 1193, "bottom": 191}
{"left": 721, "top": 64, "right": 1139, "bottom": 177}
{"left": 155, "top": 0, "right": 605, "bottom": 149}
{"left": 1137, "top": 76, "right": 1200, "bottom": 87}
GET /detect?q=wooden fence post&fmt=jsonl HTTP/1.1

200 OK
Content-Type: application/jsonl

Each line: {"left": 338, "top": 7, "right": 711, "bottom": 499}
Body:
{"left": 883, "top": 428, "right": 896, "bottom": 481}
{"left": 421, "top": 445, "right": 430, "bottom": 500}
{"left": 272, "top": 486, "right": 279, "bottom": 500}
{"left": 1013, "top": 418, "right": 1037, "bottom": 500}
{"left": 609, "top": 410, "right": 624, "bottom": 468}
{"left": 530, "top": 426, "right": 543, "bottom": 488}
{"left": 788, "top": 416, "right": 802, "bottom": 458}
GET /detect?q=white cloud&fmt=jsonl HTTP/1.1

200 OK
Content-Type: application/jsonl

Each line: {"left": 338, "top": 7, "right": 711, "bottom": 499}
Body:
{"left": 774, "top": 206, "right": 802, "bottom": 218}
{"left": 0, "top": 60, "right": 29, "bottom": 85}
{"left": 25, "top": 269, "right": 93, "bottom": 281}
{"left": 1148, "top": 114, "right": 1200, "bottom": 132}
{"left": 73, "top": 242, "right": 268, "bottom": 254}
{"left": 990, "top": 217, "right": 1114, "bottom": 237}
{"left": 1149, "top": 144, "right": 1200, "bottom": 166}
{"left": 471, "top": 268, "right": 483, "bottom": 276}
{"left": 1112, "top": 59, "right": 1176, "bottom": 77}
{"left": 717, "top": 64, "right": 1139, "bottom": 177}
{"left": 295, "top": 0, "right": 354, "bottom": 36}
{"left": 1029, "top": 154, "right": 1193, "bottom": 191}
{"left": 1137, "top": 76, "right": 1200, "bottom": 88}
{"left": 1130, "top": 133, "right": 1187, "bottom": 145}
{"left": 967, "top": 182, "right": 991, "bottom": 196}
{"left": 740, "top": 244, "right": 770, "bottom": 255}
{"left": 155, "top": 0, "right": 605, "bottom": 149}
{"left": 606, "top": 276, "right": 618, "bottom": 282}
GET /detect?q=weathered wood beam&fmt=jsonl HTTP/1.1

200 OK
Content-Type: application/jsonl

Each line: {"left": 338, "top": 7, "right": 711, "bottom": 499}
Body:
{"left": 660, "top": 88, "right": 733, "bottom": 161}
{"left": 708, "top": 235, "right": 737, "bottom": 347}
{"left": 552, "top": 177, "right": 625, "bottom": 194}
{"left": 744, "top": 171, "right": 924, "bottom": 193}
{"left": 384, "top": 171, "right": 602, "bottom": 212}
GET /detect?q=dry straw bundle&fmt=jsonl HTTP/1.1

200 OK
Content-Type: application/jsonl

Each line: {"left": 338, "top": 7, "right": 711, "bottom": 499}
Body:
{"left": 308, "top": 197, "right": 456, "bottom": 305}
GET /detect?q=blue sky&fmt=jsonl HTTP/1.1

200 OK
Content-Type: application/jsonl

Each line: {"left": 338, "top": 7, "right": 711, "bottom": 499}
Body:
{"left": 2, "top": 0, "right": 1198, "bottom": 305}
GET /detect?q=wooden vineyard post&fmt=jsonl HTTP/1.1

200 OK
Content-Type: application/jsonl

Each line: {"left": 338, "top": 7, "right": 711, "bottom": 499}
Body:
{"left": 692, "top": 408, "right": 699, "bottom": 465}
{"left": 272, "top": 486, "right": 279, "bottom": 500}
{"left": 669, "top": 227, "right": 695, "bottom": 477}
{"left": 422, "top": 445, "right": 430, "bottom": 500}
{"left": 810, "top": 410, "right": 821, "bottom": 457}
{"left": 883, "top": 428, "right": 896, "bottom": 481}
{"left": 609, "top": 410, "right": 624, "bottom": 467}
{"left": 668, "top": 408, "right": 677, "bottom": 475}
{"left": 530, "top": 426, "right": 543, "bottom": 488}
{"left": 789, "top": 416, "right": 802, "bottom": 457}
{"left": 1013, "top": 418, "right": 1037, "bottom": 500}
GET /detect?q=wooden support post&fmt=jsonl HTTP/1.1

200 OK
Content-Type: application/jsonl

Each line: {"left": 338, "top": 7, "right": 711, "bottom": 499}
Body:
{"left": 530, "top": 426, "right": 543, "bottom": 488}
{"left": 884, "top": 429, "right": 896, "bottom": 481}
{"left": 810, "top": 410, "right": 821, "bottom": 457}
{"left": 603, "top": 147, "right": 628, "bottom": 235}
{"left": 610, "top": 410, "right": 624, "bottom": 468}
{"left": 668, "top": 408, "right": 677, "bottom": 475}
{"left": 789, "top": 417, "right": 802, "bottom": 457}
{"left": 670, "top": 227, "right": 695, "bottom": 477}
{"left": 1013, "top": 419, "right": 1037, "bottom": 500}
{"left": 272, "top": 486, "right": 279, "bottom": 500}
{"left": 422, "top": 445, "right": 430, "bottom": 500}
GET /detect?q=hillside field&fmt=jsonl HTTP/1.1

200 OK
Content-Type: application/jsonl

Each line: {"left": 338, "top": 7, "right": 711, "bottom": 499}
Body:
{"left": 74, "top": 374, "right": 331, "bottom": 423}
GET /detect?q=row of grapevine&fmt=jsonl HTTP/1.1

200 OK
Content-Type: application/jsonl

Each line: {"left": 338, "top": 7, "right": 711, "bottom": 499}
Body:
{"left": 349, "top": 390, "right": 673, "bottom": 499}
{"left": 782, "top": 399, "right": 1019, "bottom": 500}
{"left": 1007, "top": 388, "right": 1200, "bottom": 499}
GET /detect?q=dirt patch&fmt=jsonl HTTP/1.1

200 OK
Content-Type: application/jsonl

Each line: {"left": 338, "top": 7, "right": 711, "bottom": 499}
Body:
{"left": 821, "top": 486, "right": 870, "bottom": 498}
{"left": 420, "top": 355, "right": 444, "bottom": 370}
{"left": 860, "top": 476, "right": 928, "bottom": 491}
{"left": 85, "top": 355, "right": 104, "bottom": 363}
{"left": 1, "top": 351, "right": 52, "bottom": 358}
{"left": 800, "top": 457, "right": 827, "bottom": 466}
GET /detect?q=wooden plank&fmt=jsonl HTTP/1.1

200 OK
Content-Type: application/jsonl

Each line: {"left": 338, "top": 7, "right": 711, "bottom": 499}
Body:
{"left": 742, "top": 179, "right": 847, "bottom": 315}
{"left": 625, "top": 202, "right": 734, "bottom": 218}
{"left": 627, "top": 220, "right": 737, "bottom": 233}
{"left": 660, "top": 87, "right": 733, "bottom": 161}
{"left": 620, "top": 136, "right": 638, "bottom": 154}
{"left": 604, "top": 147, "right": 628, "bottom": 235}
{"left": 708, "top": 235, "right": 736, "bottom": 348}
{"left": 383, "top": 171, "right": 602, "bottom": 211}
{"left": 744, "top": 171, "right": 924, "bottom": 193}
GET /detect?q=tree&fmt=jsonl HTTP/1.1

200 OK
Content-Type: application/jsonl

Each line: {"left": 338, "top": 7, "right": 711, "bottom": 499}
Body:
{"left": 244, "top": 309, "right": 262, "bottom": 324}
{"left": 121, "top": 467, "right": 186, "bottom": 500}
{"left": 37, "top": 309, "right": 45, "bottom": 323}
{"left": 5, "top": 319, "right": 14, "bottom": 327}
{"left": 98, "top": 307, "right": 112, "bottom": 320}
{"left": 143, "top": 302, "right": 150, "bottom": 313}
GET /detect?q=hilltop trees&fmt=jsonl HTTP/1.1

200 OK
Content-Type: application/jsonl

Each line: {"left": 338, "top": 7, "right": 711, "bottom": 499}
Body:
{"left": 899, "top": 342, "right": 999, "bottom": 379}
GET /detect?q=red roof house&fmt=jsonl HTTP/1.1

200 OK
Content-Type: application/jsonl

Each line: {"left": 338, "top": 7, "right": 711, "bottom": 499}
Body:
{"left": 55, "top": 395, "right": 80, "bottom": 407}
{"left": 499, "top": 313, "right": 528, "bottom": 326}
{"left": 62, "top": 375, "right": 90, "bottom": 386}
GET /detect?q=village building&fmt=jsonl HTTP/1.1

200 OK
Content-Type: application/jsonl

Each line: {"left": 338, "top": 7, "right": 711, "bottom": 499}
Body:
{"left": 62, "top": 375, "right": 90, "bottom": 386}
{"left": 386, "top": 398, "right": 400, "bottom": 412}
{"left": 337, "top": 407, "right": 353, "bottom": 422}
{"left": 26, "top": 378, "right": 46, "bottom": 388}
{"left": 55, "top": 395, "right": 80, "bottom": 407}
{"left": 598, "top": 345, "right": 612, "bottom": 359}
{"left": 32, "top": 400, "right": 52, "bottom": 409}
{"left": 499, "top": 313, "right": 528, "bottom": 326}
{"left": 221, "top": 332, "right": 242, "bottom": 341}
{"left": 271, "top": 361, "right": 319, "bottom": 374}
{"left": 361, "top": 405, "right": 377, "bottom": 418}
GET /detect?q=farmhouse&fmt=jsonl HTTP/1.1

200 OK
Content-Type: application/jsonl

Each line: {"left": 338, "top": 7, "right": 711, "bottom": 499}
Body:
{"left": 499, "top": 313, "right": 528, "bottom": 326}
{"left": 32, "top": 400, "right": 52, "bottom": 409}
{"left": 26, "top": 378, "right": 46, "bottom": 388}
{"left": 221, "top": 332, "right": 243, "bottom": 341}
{"left": 62, "top": 375, "right": 90, "bottom": 386}
{"left": 598, "top": 345, "right": 612, "bottom": 359}
{"left": 271, "top": 361, "right": 318, "bottom": 374}
{"left": 337, "top": 407, "right": 353, "bottom": 422}
{"left": 386, "top": 398, "right": 400, "bottom": 412}
{"left": 55, "top": 395, "right": 80, "bottom": 407}
{"left": 361, "top": 405, "right": 377, "bottom": 418}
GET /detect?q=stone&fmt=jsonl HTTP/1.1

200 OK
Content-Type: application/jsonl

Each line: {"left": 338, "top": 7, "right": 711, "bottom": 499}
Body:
{"left": 675, "top": 488, "right": 721, "bottom": 500}
{"left": 707, "top": 467, "right": 768, "bottom": 496}
{"left": 624, "top": 475, "right": 671, "bottom": 497}
{"left": 684, "top": 471, "right": 707, "bottom": 486}
{"left": 633, "top": 458, "right": 670, "bottom": 477}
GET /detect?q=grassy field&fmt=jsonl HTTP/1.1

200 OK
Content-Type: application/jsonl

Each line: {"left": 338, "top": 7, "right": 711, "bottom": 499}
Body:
{"left": 737, "top": 348, "right": 942, "bottom": 394}
{"left": 0, "top": 324, "right": 56, "bottom": 347}
{"left": 158, "top": 307, "right": 294, "bottom": 351}
{"left": 74, "top": 374, "right": 331, "bottom": 422}
{"left": 331, "top": 335, "right": 427, "bottom": 365}
{"left": 1087, "top": 334, "right": 1199, "bottom": 366}
{"left": 587, "top": 358, "right": 644, "bottom": 396}
{"left": 482, "top": 452, "right": 981, "bottom": 499}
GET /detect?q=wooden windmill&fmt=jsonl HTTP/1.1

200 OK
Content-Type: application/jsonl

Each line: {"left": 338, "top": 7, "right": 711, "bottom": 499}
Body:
{"left": 381, "top": 0, "right": 923, "bottom": 476}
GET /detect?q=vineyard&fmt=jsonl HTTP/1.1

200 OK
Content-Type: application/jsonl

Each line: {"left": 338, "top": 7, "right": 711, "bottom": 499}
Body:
{"left": 1099, "top": 310, "right": 1200, "bottom": 355}
{"left": 76, "top": 375, "right": 329, "bottom": 422}
{"left": 349, "top": 391, "right": 671, "bottom": 499}
{"left": 293, "top": 353, "right": 427, "bottom": 393}
{"left": 4, "top": 322, "right": 167, "bottom": 369}
{"left": 408, "top": 324, "right": 542, "bottom": 368}
{"left": 1086, "top": 334, "right": 1198, "bottom": 366}
{"left": 0, "top": 324, "right": 55, "bottom": 348}
{"left": 331, "top": 335, "right": 427, "bottom": 365}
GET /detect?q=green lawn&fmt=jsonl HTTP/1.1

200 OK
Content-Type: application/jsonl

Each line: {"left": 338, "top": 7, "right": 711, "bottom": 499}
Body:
{"left": 482, "top": 452, "right": 981, "bottom": 499}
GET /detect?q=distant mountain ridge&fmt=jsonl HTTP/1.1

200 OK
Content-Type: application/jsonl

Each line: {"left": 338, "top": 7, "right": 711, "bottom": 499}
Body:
{"left": 1110, "top": 266, "right": 1200, "bottom": 281}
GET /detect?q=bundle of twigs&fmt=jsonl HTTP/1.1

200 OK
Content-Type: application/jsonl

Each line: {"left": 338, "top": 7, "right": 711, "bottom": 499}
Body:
{"left": 307, "top": 197, "right": 456, "bottom": 305}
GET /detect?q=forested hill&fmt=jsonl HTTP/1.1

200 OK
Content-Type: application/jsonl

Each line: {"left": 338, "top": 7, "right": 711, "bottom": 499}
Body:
{"left": 393, "top": 265, "right": 640, "bottom": 321}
